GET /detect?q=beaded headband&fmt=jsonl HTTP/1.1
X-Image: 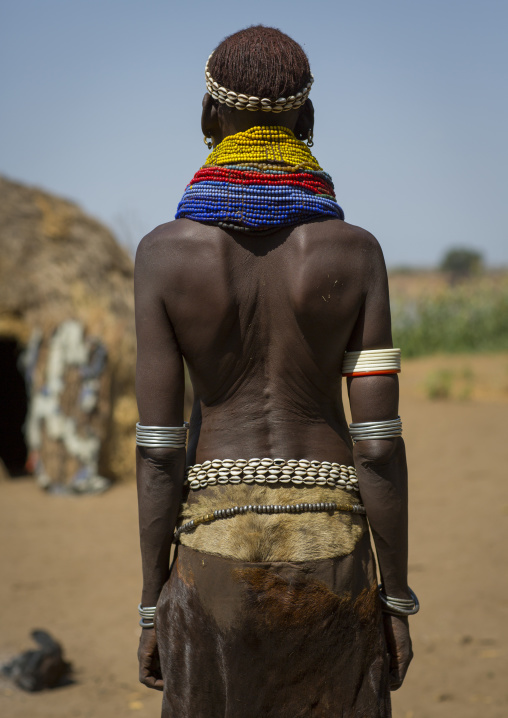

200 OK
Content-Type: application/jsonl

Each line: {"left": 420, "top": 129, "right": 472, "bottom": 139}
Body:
{"left": 205, "top": 54, "right": 313, "bottom": 113}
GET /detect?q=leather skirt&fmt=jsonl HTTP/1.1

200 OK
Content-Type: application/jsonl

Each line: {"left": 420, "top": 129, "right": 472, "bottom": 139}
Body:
{"left": 155, "top": 531, "right": 391, "bottom": 717}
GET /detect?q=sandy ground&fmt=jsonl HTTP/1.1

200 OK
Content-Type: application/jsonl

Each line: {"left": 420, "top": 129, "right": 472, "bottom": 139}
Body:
{"left": 1, "top": 353, "right": 507, "bottom": 718}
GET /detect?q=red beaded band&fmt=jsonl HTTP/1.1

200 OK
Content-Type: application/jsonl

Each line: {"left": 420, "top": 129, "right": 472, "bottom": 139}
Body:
{"left": 189, "top": 167, "right": 335, "bottom": 197}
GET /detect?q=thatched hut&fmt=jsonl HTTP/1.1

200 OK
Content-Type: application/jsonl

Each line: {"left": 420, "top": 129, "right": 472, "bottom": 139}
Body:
{"left": 0, "top": 175, "right": 137, "bottom": 491}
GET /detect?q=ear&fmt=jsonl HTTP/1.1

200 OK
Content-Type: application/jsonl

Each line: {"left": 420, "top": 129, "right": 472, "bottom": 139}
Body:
{"left": 201, "top": 93, "right": 220, "bottom": 141}
{"left": 293, "top": 99, "right": 315, "bottom": 141}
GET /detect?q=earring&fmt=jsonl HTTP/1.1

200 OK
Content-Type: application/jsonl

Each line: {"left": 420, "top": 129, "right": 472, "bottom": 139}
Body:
{"left": 306, "top": 129, "right": 314, "bottom": 148}
{"left": 203, "top": 135, "right": 213, "bottom": 150}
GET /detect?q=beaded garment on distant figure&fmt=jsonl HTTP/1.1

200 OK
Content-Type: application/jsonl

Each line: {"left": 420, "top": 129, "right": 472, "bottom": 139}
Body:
{"left": 176, "top": 126, "right": 344, "bottom": 233}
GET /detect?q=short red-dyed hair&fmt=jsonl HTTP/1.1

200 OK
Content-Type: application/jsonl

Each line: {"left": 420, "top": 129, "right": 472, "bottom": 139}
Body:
{"left": 207, "top": 25, "right": 312, "bottom": 102}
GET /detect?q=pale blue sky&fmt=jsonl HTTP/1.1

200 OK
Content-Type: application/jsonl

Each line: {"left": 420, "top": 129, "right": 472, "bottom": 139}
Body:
{"left": 1, "top": 0, "right": 506, "bottom": 266}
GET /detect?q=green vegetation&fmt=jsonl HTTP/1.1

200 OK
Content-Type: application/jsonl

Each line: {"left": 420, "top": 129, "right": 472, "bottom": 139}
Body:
{"left": 424, "top": 369, "right": 454, "bottom": 399}
{"left": 391, "top": 277, "right": 508, "bottom": 357}
{"left": 440, "top": 247, "right": 484, "bottom": 279}
{"left": 424, "top": 366, "right": 474, "bottom": 400}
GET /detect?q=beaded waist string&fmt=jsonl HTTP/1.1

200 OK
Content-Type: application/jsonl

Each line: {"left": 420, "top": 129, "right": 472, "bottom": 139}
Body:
{"left": 174, "top": 500, "right": 366, "bottom": 542}
{"left": 176, "top": 126, "right": 344, "bottom": 233}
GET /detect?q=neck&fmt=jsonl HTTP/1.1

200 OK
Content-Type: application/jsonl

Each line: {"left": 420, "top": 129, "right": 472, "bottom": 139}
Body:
{"left": 213, "top": 110, "right": 301, "bottom": 147}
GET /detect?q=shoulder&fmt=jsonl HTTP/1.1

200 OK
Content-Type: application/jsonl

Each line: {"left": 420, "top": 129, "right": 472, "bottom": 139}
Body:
{"left": 300, "top": 218, "right": 385, "bottom": 268}
{"left": 135, "top": 219, "right": 195, "bottom": 264}
{"left": 334, "top": 219, "right": 383, "bottom": 256}
{"left": 344, "top": 222, "right": 386, "bottom": 273}
{"left": 135, "top": 218, "right": 218, "bottom": 278}
{"left": 293, "top": 219, "right": 388, "bottom": 299}
{"left": 134, "top": 220, "right": 233, "bottom": 299}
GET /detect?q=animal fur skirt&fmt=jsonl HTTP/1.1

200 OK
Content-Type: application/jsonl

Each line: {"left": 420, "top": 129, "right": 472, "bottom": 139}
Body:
{"left": 155, "top": 484, "right": 392, "bottom": 718}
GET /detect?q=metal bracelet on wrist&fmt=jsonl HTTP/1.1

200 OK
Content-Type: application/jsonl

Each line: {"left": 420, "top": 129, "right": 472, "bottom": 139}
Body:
{"left": 138, "top": 603, "right": 157, "bottom": 628}
{"left": 139, "top": 618, "right": 155, "bottom": 628}
{"left": 378, "top": 586, "right": 420, "bottom": 616}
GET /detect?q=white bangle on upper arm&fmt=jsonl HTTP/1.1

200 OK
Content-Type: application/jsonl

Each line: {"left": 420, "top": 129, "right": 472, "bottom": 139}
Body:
{"left": 342, "top": 348, "right": 401, "bottom": 377}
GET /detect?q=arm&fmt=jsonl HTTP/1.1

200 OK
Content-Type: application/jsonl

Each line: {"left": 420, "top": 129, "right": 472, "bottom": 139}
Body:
{"left": 346, "top": 236, "right": 413, "bottom": 690}
{"left": 134, "top": 233, "right": 186, "bottom": 690}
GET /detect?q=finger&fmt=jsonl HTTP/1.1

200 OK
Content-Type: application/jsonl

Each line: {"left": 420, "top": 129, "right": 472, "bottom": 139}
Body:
{"left": 138, "top": 653, "right": 151, "bottom": 672}
{"left": 140, "top": 673, "right": 164, "bottom": 691}
{"left": 152, "top": 677, "right": 164, "bottom": 691}
{"left": 139, "top": 663, "right": 150, "bottom": 684}
{"left": 139, "top": 662, "right": 164, "bottom": 691}
{"left": 138, "top": 649, "right": 164, "bottom": 691}
{"left": 387, "top": 649, "right": 402, "bottom": 691}
{"left": 390, "top": 675, "right": 403, "bottom": 691}
{"left": 389, "top": 653, "right": 413, "bottom": 690}
{"left": 389, "top": 654, "right": 403, "bottom": 690}
{"left": 139, "top": 657, "right": 153, "bottom": 685}
{"left": 395, "top": 653, "right": 412, "bottom": 685}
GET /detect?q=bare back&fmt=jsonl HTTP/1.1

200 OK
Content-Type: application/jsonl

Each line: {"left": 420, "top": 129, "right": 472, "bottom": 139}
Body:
{"left": 134, "top": 216, "right": 393, "bottom": 466}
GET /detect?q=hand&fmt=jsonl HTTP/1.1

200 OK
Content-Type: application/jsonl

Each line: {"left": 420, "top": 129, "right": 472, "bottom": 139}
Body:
{"left": 138, "top": 627, "right": 163, "bottom": 691}
{"left": 382, "top": 614, "right": 413, "bottom": 691}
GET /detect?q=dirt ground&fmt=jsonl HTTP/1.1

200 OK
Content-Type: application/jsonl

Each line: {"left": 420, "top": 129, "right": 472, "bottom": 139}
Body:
{"left": 1, "top": 352, "right": 507, "bottom": 718}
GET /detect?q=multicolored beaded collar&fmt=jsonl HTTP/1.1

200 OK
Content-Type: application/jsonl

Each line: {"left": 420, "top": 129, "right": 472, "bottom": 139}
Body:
{"left": 175, "top": 126, "right": 344, "bottom": 233}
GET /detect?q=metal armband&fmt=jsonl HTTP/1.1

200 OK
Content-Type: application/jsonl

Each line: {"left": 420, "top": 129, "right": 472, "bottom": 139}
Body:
{"left": 349, "top": 417, "right": 402, "bottom": 443}
{"left": 136, "top": 423, "right": 189, "bottom": 448}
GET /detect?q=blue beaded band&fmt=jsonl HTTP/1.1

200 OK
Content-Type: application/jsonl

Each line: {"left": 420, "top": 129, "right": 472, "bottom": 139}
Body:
{"left": 176, "top": 181, "right": 344, "bottom": 229}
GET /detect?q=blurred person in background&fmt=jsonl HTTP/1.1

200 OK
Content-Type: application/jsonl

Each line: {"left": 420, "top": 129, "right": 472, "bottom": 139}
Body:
{"left": 134, "top": 25, "right": 416, "bottom": 718}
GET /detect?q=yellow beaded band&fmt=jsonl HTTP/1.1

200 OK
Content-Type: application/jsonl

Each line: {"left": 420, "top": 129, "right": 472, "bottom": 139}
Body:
{"left": 204, "top": 126, "right": 323, "bottom": 171}
{"left": 205, "top": 54, "right": 313, "bottom": 113}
